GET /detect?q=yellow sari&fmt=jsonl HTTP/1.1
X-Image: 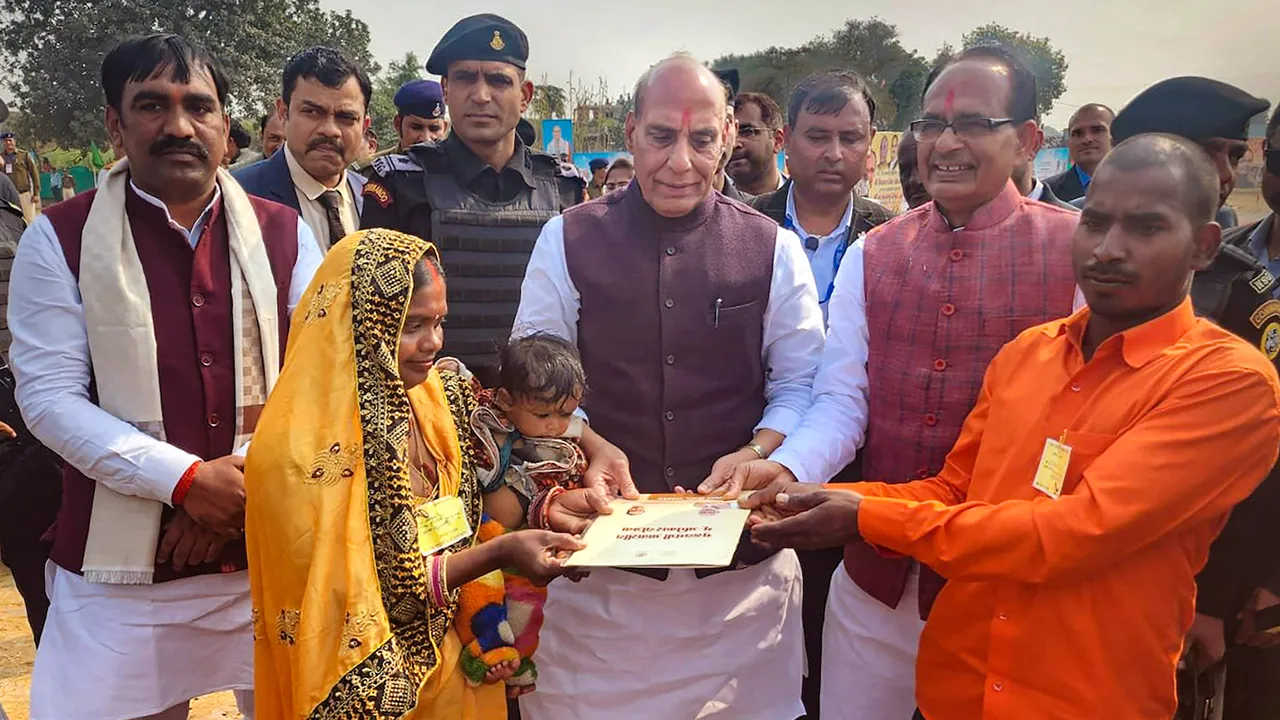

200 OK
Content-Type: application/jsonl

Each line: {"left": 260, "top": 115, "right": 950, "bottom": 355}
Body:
{"left": 245, "top": 230, "right": 505, "bottom": 719}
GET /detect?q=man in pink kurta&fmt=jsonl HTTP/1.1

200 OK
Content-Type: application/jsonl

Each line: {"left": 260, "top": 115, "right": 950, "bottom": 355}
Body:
{"left": 728, "top": 45, "right": 1080, "bottom": 719}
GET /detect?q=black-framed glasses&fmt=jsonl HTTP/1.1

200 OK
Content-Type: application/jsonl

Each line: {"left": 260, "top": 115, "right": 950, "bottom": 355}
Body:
{"left": 1266, "top": 143, "right": 1280, "bottom": 175}
{"left": 910, "top": 117, "right": 1015, "bottom": 142}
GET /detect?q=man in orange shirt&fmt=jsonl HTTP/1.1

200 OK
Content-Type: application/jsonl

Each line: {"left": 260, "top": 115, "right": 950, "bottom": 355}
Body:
{"left": 740, "top": 133, "right": 1280, "bottom": 720}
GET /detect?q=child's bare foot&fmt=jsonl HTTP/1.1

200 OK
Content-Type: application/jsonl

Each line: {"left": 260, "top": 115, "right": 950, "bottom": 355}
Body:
{"left": 507, "top": 683, "right": 536, "bottom": 699}
{"left": 484, "top": 659, "right": 520, "bottom": 685}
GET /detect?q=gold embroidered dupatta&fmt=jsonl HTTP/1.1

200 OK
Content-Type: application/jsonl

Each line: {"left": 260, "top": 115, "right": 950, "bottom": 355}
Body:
{"left": 245, "top": 229, "right": 490, "bottom": 719}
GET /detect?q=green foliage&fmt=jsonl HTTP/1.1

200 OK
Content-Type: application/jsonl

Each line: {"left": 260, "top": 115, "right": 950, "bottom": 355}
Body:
{"left": 712, "top": 19, "right": 930, "bottom": 131}
{"left": 961, "top": 23, "right": 1068, "bottom": 119}
{"left": 0, "top": 0, "right": 380, "bottom": 148}
{"left": 710, "top": 19, "right": 1070, "bottom": 130}
{"left": 533, "top": 85, "right": 568, "bottom": 120}
{"left": 369, "top": 52, "right": 423, "bottom": 149}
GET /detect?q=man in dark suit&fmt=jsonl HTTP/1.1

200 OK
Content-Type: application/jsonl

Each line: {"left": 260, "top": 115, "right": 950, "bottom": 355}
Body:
{"left": 1012, "top": 127, "right": 1078, "bottom": 211}
{"left": 235, "top": 47, "right": 367, "bottom": 253}
{"left": 747, "top": 68, "right": 893, "bottom": 720}
{"left": 1044, "top": 103, "right": 1114, "bottom": 202}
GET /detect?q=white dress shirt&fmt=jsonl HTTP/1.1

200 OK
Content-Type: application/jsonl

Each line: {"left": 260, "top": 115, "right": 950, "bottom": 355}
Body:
{"left": 283, "top": 143, "right": 359, "bottom": 250}
{"left": 1027, "top": 178, "right": 1046, "bottom": 203}
{"left": 514, "top": 213, "right": 825, "bottom": 437}
{"left": 769, "top": 239, "right": 870, "bottom": 484}
{"left": 786, "top": 184, "right": 855, "bottom": 321}
{"left": 8, "top": 184, "right": 324, "bottom": 504}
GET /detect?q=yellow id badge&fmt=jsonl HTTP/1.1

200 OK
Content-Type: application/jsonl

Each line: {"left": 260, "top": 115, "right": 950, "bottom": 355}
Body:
{"left": 1032, "top": 435, "right": 1072, "bottom": 499}
{"left": 416, "top": 495, "right": 473, "bottom": 556}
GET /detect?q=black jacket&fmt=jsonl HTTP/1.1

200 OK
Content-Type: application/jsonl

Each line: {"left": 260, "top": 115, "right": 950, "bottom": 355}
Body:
{"left": 748, "top": 179, "right": 897, "bottom": 238}
{"left": 1044, "top": 166, "right": 1087, "bottom": 203}
{"left": 1191, "top": 216, "right": 1280, "bottom": 619}
{"left": 1034, "top": 181, "right": 1079, "bottom": 212}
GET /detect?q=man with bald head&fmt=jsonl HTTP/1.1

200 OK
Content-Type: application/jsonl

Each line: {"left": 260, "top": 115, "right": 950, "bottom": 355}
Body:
{"left": 720, "top": 45, "right": 1079, "bottom": 719}
{"left": 1045, "top": 103, "right": 1115, "bottom": 202}
{"left": 514, "top": 53, "right": 823, "bottom": 719}
{"left": 743, "top": 133, "right": 1280, "bottom": 720}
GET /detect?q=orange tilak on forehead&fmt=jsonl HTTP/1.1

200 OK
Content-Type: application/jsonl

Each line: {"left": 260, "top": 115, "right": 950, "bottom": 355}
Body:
{"left": 944, "top": 88, "right": 956, "bottom": 117}
{"left": 681, "top": 106, "right": 692, "bottom": 132}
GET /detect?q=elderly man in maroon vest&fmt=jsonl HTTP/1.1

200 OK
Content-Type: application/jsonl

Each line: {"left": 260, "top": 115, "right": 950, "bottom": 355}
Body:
{"left": 722, "top": 46, "right": 1079, "bottom": 719}
{"left": 8, "top": 35, "right": 321, "bottom": 720}
{"left": 513, "top": 53, "right": 825, "bottom": 719}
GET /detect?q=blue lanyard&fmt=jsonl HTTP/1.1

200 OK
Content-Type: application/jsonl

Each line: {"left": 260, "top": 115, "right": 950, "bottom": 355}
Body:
{"left": 787, "top": 217, "right": 854, "bottom": 304}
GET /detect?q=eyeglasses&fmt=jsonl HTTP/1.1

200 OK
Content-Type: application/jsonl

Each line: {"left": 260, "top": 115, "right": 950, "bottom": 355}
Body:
{"left": 1266, "top": 144, "right": 1280, "bottom": 176}
{"left": 737, "top": 124, "right": 773, "bottom": 139}
{"left": 910, "top": 117, "right": 1016, "bottom": 142}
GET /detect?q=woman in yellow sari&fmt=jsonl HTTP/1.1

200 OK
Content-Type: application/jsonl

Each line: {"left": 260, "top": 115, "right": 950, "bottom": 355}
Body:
{"left": 245, "top": 229, "right": 590, "bottom": 719}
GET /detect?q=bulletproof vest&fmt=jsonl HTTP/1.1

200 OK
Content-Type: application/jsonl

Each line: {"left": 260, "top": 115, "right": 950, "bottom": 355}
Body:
{"left": 423, "top": 170, "right": 559, "bottom": 381}
{"left": 1192, "top": 241, "right": 1279, "bottom": 362}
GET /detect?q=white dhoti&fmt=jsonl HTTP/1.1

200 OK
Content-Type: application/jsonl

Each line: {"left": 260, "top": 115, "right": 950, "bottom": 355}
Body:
{"left": 521, "top": 549, "right": 805, "bottom": 720}
{"left": 821, "top": 561, "right": 926, "bottom": 720}
{"left": 30, "top": 563, "right": 254, "bottom": 720}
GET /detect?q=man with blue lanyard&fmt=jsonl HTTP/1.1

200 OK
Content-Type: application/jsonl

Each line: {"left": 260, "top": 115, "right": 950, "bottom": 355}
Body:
{"left": 746, "top": 68, "right": 893, "bottom": 718}
{"left": 750, "top": 70, "right": 894, "bottom": 322}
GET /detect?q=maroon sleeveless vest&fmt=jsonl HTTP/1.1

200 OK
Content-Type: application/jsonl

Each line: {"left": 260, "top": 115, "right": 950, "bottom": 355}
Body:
{"left": 563, "top": 185, "right": 775, "bottom": 494}
{"left": 849, "top": 186, "right": 1078, "bottom": 617}
{"left": 44, "top": 184, "right": 299, "bottom": 582}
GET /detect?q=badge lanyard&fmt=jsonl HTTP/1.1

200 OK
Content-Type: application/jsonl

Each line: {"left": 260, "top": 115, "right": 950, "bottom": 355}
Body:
{"left": 786, "top": 216, "right": 856, "bottom": 305}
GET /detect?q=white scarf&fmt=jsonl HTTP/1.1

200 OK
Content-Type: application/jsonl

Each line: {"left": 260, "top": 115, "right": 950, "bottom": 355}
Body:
{"left": 77, "top": 159, "right": 280, "bottom": 584}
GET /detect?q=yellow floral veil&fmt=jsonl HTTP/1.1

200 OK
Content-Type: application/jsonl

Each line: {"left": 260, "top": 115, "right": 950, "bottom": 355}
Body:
{"left": 245, "top": 229, "right": 482, "bottom": 719}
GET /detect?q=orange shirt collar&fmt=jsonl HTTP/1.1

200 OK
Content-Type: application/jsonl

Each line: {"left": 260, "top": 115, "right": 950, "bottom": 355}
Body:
{"left": 1044, "top": 296, "right": 1197, "bottom": 369}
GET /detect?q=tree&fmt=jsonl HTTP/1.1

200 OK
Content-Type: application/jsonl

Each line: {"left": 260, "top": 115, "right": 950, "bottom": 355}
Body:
{"left": 368, "top": 52, "right": 423, "bottom": 149}
{"left": 711, "top": 18, "right": 930, "bottom": 131}
{"left": 531, "top": 83, "right": 568, "bottom": 120}
{"left": 961, "top": 23, "right": 1068, "bottom": 119}
{"left": 0, "top": 0, "right": 379, "bottom": 148}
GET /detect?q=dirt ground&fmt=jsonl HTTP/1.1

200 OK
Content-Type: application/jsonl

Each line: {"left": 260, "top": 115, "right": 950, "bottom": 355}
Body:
{"left": 0, "top": 567, "right": 240, "bottom": 720}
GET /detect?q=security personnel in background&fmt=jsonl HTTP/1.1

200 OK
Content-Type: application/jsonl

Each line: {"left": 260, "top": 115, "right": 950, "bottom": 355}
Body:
{"left": 355, "top": 79, "right": 450, "bottom": 176}
{"left": 360, "top": 13, "right": 586, "bottom": 385}
{"left": 392, "top": 79, "right": 450, "bottom": 150}
{"left": 1, "top": 131, "right": 39, "bottom": 223}
{"left": 1112, "top": 77, "right": 1279, "bottom": 720}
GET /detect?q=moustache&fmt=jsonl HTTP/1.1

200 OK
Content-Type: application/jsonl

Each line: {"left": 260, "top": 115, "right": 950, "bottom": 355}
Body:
{"left": 150, "top": 136, "right": 209, "bottom": 159}
{"left": 1081, "top": 263, "right": 1138, "bottom": 284}
{"left": 307, "top": 138, "right": 345, "bottom": 155}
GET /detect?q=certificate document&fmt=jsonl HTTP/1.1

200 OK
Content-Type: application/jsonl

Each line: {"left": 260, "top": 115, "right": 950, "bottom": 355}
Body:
{"left": 563, "top": 493, "right": 751, "bottom": 569}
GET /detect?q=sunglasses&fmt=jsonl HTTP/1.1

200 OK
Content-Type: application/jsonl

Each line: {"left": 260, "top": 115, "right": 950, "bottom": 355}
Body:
{"left": 1267, "top": 145, "right": 1280, "bottom": 176}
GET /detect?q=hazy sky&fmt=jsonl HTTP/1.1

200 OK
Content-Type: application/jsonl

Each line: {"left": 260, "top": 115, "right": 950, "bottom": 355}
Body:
{"left": 322, "top": 0, "right": 1278, "bottom": 129}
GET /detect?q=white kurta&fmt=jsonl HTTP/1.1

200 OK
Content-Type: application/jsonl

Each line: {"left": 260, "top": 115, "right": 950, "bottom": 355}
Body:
{"left": 522, "top": 553, "right": 806, "bottom": 720}
{"left": 514, "top": 210, "right": 823, "bottom": 718}
{"left": 9, "top": 185, "right": 322, "bottom": 720}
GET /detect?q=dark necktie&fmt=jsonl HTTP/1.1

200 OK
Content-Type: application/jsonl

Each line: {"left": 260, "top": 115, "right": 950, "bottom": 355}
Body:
{"left": 316, "top": 189, "right": 347, "bottom": 249}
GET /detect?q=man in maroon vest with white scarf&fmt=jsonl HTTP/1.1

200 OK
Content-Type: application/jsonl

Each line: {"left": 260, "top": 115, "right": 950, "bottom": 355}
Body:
{"left": 724, "top": 46, "right": 1079, "bottom": 719}
{"left": 8, "top": 35, "right": 321, "bottom": 719}
{"left": 514, "top": 53, "right": 825, "bottom": 719}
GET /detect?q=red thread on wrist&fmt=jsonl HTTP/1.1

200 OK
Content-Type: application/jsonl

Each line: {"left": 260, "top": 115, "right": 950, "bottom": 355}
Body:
{"left": 172, "top": 461, "right": 202, "bottom": 506}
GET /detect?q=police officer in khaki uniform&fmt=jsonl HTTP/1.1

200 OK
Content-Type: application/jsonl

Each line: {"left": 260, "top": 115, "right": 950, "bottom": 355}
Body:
{"left": 360, "top": 13, "right": 585, "bottom": 385}
{"left": 1114, "top": 77, "right": 1279, "bottom": 720}
{"left": 1, "top": 132, "right": 40, "bottom": 223}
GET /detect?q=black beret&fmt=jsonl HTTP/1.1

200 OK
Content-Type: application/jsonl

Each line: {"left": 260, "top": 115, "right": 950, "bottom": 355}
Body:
{"left": 516, "top": 118, "right": 536, "bottom": 147}
{"left": 713, "top": 68, "right": 740, "bottom": 102}
{"left": 1113, "top": 77, "right": 1270, "bottom": 143}
{"left": 588, "top": 157, "right": 609, "bottom": 172}
{"left": 0, "top": 131, "right": 13, "bottom": 140}
{"left": 426, "top": 14, "right": 529, "bottom": 76}
{"left": 394, "top": 79, "right": 445, "bottom": 119}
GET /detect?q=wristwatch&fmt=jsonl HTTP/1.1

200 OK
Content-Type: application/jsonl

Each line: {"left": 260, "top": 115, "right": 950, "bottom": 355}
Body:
{"left": 743, "top": 442, "right": 768, "bottom": 460}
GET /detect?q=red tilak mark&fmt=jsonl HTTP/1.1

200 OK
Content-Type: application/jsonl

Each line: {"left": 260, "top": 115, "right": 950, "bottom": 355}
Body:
{"left": 944, "top": 88, "right": 956, "bottom": 116}
{"left": 681, "top": 107, "right": 692, "bottom": 132}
